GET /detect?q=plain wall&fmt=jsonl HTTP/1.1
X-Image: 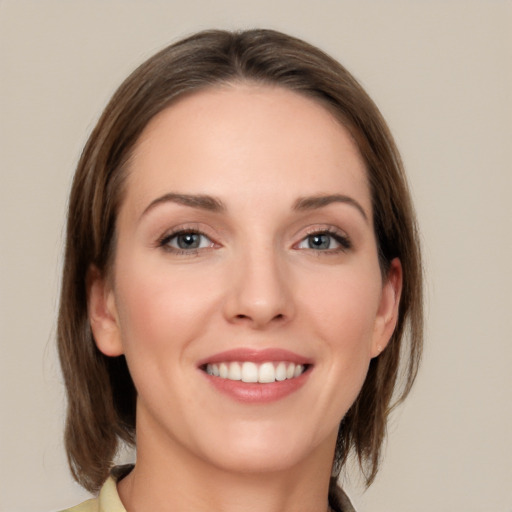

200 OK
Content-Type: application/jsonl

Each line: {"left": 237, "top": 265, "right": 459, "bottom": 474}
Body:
{"left": 1, "top": 1, "right": 511, "bottom": 511}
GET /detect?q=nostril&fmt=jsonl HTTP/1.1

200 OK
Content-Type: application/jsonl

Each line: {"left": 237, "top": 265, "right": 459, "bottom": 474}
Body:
{"left": 233, "top": 312, "right": 285, "bottom": 323}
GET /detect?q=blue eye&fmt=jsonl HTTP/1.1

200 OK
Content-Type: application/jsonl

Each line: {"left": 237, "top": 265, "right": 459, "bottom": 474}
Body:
{"left": 297, "top": 231, "right": 351, "bottom": 251}
{"left": 161, "top": 231, "right": 213, "bottom": 252}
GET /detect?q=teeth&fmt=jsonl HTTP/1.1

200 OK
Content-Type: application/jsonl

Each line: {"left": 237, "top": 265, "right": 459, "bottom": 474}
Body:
{"left": 228, "top": 361, "right": 241, "bottom": 380}
{"left": 205, "top": 361, "right": 306, "bottom": 383}
{"left": 258, "top": 362, "right": 275, "bottom": 383}
{"left": 275, "top": 362, "right": 287, "bottom": 381}
{"left": 219, "top": 362, "right": 229, "bottom": 378}
{"left": 241, "top": 362, "right": 258, "bottom": 383}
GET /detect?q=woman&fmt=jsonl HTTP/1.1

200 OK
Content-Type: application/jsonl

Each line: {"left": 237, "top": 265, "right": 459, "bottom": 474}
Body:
{"left": 58, "top": 29, "right": 423, "bottom": 512}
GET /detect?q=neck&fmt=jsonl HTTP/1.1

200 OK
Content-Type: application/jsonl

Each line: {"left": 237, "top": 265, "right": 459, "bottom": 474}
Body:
{"left": 118, "top": 419, "right": 336, "bottom": 512}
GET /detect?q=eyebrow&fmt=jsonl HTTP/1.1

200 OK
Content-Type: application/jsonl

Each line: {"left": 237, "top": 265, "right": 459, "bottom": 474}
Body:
{"left": 141, "top": 192, "right": 368, "bottom": 222}
{"left": 293, "top": 194, "right": 369, "bottom": 222}
{"left": 141, "top": 193, "right": 226, "bottom": 218}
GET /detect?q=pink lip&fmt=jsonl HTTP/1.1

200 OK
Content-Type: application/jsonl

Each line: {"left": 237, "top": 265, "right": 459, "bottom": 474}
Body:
{"left": 197, "top": 348, "right": 313, "bottom": 404}
{"left": 203, "top": 371, "right": 311, "bottom": 403}
{"left": 197, "top": 348, "right": 313, "bottom": 366}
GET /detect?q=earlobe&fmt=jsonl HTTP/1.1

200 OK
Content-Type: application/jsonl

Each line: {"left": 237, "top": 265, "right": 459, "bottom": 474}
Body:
{"left": 371, "top": 258, "right": 402, "bottom": 358}
{"left": 87, "top": 266, "right": 124, "bottom": 357}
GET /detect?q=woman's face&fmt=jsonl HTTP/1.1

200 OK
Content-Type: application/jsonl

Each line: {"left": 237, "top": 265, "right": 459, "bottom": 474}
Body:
{"left": 90, "top": 84, "right": 401, "bottom": 474}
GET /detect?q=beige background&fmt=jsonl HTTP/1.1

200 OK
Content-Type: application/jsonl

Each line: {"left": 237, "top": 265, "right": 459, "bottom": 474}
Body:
{"left": 1, "top": 1, "right": 511, "bottom": 511}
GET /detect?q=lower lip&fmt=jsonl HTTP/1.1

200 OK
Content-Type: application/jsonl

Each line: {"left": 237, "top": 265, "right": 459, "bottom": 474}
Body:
{"left": 202, "top": 369, "right": 311, "bottom": 403}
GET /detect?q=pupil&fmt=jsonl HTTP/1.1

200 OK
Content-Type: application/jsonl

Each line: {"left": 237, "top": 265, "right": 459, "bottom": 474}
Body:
{"left": 309, "top": 234, "right": 329, "bottom": 249}
{"left": 177, "top": 233, "right": 200, "bottom": 249}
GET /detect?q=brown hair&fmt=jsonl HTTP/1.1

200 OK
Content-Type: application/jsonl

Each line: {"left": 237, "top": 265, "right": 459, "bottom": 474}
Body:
{"left": 58, "top": 28, "right": 423, "bottom": 493}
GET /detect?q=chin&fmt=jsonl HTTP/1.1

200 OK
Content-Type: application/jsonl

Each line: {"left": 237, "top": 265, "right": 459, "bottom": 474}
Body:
{"left": 206, "top": 445, "right": 307, "bottom": 475}
{"left": 195, "top": 422, "right": 337, "bottom": 476}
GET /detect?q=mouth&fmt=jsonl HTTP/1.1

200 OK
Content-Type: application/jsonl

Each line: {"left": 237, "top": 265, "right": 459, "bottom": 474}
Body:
{"left": 202, "top": 361, "right": 309, "bottom": 384}
{"left": 198, "top": 348, "right": 312, "bottom": 402}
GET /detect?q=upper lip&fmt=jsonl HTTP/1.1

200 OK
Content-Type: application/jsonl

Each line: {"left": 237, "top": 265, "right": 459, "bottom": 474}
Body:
{"left": 197, "top": 348, "right": 313, "bottom": 367}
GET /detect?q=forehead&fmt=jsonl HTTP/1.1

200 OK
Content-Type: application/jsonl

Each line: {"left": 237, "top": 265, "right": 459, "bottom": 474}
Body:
{"left": 124, "top": 84, "right": 370, "bottom": 215}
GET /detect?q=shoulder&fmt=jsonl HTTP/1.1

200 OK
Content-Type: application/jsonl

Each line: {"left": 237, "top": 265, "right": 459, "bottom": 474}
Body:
{"left": 59, "top": 497, "right": 99, "bottom": 512}
{"left": 59, "top": 473, "right": 127, "bottom": 512}
{"left": 329, "top": 478, "right": 357, "bottom": 512}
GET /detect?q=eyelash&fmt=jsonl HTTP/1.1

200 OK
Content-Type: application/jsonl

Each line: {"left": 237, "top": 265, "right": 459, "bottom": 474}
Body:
{"left": 158, "top": 228, "right": 216, "bottom": 256}
{"left": 157, "top": 227, "right": 352, "bottom": 256}
{"left": 296, "top": 228, "right": 352, "bottom": 254}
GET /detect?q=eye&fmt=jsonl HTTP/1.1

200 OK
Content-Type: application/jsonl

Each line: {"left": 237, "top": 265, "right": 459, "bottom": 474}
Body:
{"left": 296, "top": 231, "right": 351, "bottom": 252}
{"left": 160, "top": 230, "right": 215, "bottom": 252}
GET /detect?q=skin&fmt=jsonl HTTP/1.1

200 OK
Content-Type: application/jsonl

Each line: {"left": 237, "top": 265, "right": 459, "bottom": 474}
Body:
{"left": 88, "top": 84, "right": 402, "bottom": 512}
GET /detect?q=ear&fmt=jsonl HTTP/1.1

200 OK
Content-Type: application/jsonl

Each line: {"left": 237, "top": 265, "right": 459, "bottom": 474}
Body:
{"left": 371, "top": 258, "right": 402, "bottom": 358}
{"left": 87, "top": 265, "right": 124, "bottom": 357}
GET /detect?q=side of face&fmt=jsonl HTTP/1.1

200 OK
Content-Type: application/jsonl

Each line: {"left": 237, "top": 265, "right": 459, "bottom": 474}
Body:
{"left": 88, "top": 84, "right": 401, "bottom": 474}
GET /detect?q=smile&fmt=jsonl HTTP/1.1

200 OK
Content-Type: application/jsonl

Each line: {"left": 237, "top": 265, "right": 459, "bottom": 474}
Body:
{"left": 198, "top": 348, "right": 313, "bottom": 402}
{"left": 204, "top": 361, "right": 307, "bottom": 383}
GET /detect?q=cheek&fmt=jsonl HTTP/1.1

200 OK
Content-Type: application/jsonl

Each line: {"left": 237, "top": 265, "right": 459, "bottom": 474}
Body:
{"left": 304, "top": 267, "right": 382, "bottom": 399}
{"left": 111, "top": 258, "right": 225, "bottom": 425}
{"left": 307, "top": 267, "right": 381, "bottom": 346}
{"left": 113, "top": 255, "right": 222, "bottom": 360}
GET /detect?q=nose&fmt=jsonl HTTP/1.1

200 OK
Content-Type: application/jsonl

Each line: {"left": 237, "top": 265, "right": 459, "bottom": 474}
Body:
{"left": 223, "top": 245, "right": 294, "bottom": 329}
